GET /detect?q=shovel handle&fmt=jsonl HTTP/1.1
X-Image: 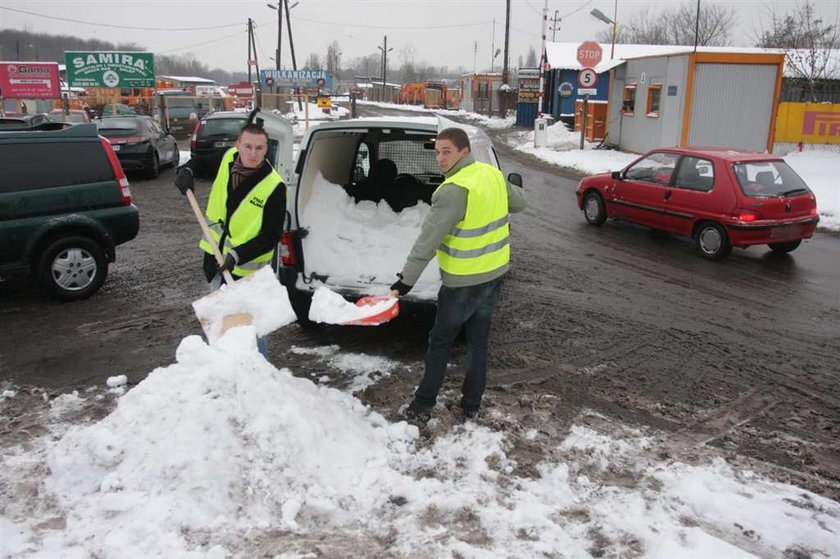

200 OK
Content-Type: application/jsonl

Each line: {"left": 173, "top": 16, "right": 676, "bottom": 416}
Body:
{"left": 185, "top": 189, "right": 235, "bottom": 285}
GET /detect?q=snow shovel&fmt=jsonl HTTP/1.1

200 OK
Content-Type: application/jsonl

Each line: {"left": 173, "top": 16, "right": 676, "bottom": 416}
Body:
{"left": 341, "top": 295, "right": 400, "bottom": 326}
{"left": 184, "top": 189, "right": 253, "bottom": 337}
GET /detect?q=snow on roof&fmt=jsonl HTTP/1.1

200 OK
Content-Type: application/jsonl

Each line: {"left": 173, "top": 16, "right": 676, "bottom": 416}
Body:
{"left": 545, "top": 42, "right": 840, "bottom": 79}
{"left": 158, "top": 75, "right": 216, "bottom": 84}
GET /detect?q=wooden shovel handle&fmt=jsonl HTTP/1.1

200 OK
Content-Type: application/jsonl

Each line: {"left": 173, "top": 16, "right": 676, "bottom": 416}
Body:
{"left": 185, "top": 188, "right": 235, "bottom": 285}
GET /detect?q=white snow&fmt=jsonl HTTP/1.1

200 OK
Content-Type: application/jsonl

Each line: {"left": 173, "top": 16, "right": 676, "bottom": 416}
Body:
{"left": 3, "top": 340, "right": 839, "bottom": 557}
{"left": 506, "top": 121, "right": 840, "bottom": 231}
{"left": 105, "top": 375, "right": 127, "bottom": 388}
{"left": 191, "top": 266, "right": 296, "bottom": 343}
{"left": 298, "top": 171, "right": 441, "bottom": 298}
{"left": 308, "top": 287, "right": 398, "bottom": 325}
{"left": 289, "top": 344, "right": 398, "bottom": 393}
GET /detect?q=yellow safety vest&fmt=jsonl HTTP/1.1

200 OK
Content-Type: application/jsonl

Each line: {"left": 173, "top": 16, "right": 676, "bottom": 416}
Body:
{"left": 199, "top": 148, "right": 282, "bottom": 277}
{"left": 435, "top": 161, "right": 510, "bottom": 276}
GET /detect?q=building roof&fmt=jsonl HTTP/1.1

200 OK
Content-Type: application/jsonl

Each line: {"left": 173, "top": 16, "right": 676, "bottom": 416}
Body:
{"left": 544, "top": 42, "right": 840, "bottom": 79}
{"left": 158, "top": 75, "right": 216, "bottom": 85}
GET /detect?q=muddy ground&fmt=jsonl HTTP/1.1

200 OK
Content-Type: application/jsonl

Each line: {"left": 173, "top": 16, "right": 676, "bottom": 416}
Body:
{"left": 1, "top": 107, "right": 839, "bottom": 516}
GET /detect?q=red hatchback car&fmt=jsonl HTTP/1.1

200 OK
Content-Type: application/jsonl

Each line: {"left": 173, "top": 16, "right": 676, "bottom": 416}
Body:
{"left": 575, "top": 147, "right": 820, "bottom": 260}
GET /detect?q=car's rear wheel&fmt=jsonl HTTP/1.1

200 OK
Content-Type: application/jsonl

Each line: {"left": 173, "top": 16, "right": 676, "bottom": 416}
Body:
{"left": 694, "top": 222, "right": 732, "bottom": 260}
{"left": 145, "top": 152, "right": 160, "bottom": 179}
{"left": 583, "top": 191, "right": 607, "bottom": 226}
{"left": 768, "top": 240, "right": 801, "bottom": 254}
{"left": 38, "top": 236, "right": 108, "bottom": 301}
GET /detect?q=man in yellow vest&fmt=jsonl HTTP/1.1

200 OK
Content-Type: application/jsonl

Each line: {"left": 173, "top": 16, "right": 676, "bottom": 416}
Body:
{"left": 175, "top": 123, "right": 286, "bottom": 355}
{"left": 390, "top": 127, "right": 526, "bottom": 423}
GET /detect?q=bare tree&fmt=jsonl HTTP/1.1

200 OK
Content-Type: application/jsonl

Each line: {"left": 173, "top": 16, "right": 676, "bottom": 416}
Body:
{"left": 399, "top": 44, "right": 418, "bottom": 83}
{"left": 325, "top": 41, "right": 341, "bottom": 78}
{"left": 305, "top": 53, "right": 321, "bottom": 70}
{"left": 757, "top": 0, "right": 839, "bottom": 102}
{"left": 525, "top": 46, "right": 538, "bottom": 67}
{"left": 596, "top": 5, "right": 735, "bottom": 46}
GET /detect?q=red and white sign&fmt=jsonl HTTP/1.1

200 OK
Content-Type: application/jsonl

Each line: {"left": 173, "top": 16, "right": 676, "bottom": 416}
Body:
{"left": 578, "top": 68, "right": 598, "bottom": 88}
{"left": 0, "top": 62, "right": 61, "bottom": 99}
{"left": 228, "top": 81, "right": 254, "bottom": 97}
{"left": 576, "top": 41, "right": 603, "bottom": 68}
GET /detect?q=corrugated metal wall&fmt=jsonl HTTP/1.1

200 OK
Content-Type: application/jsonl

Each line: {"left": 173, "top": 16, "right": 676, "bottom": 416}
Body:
{"left": 689, "top": 63, "right": 777, "bottom": 151}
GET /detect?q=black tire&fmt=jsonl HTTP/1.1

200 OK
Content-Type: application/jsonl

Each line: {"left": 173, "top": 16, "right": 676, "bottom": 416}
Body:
{"left": 694, "top": 222, "right": 732, "bottom": 261}
{"left": 768, "top": 240, "right": 801, "bottom": 254}
{"left": 144, "top": 152, "right": 160, "bottom": 179}
{"left": 583, "top": 191, "right": 607, "bottom": 226}
{"left": 38, "top": 236, "right": 108, "bottom": 301}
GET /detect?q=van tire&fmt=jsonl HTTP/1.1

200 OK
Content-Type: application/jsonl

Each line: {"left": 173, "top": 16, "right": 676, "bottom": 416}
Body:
{"left": 38, "top": 236, "right": 108, "bottom": 301}
{"left": 288, "top": 289, "right": 317, "bottom": 328}
{"left": 145, "top": 153, "right": 160, "bottom": 179}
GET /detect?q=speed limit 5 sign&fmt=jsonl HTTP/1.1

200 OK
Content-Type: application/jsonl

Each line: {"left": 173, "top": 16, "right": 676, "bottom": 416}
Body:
{"left": 578, "top": 68, "right": 598, "bottom": 88}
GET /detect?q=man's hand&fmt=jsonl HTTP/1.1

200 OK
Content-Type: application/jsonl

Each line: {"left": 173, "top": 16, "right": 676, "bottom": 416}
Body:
{"left": 390, "top": 279, "right": 412, "bottom": 296}
{"left": 390, "top": 289, "right": 401, "bottom": 298}
{"left": 175, "top": 167, "right": 194, "bottom": 195}
{"left": 219, "top": 252, "right": 237, "bottom": 273}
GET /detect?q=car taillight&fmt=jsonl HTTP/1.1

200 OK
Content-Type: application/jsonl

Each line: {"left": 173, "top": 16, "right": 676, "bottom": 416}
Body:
{"left": 810, "top": 207, "right": 818, "bottom": 216}
{"left": 191, "top": 121, "right": 202, "bottom": 151}
{"left": 109, "top": 136, "right": 148, "bottom": 144}
{"left": 100, "top": 137, "right": 132, "bottom": 205}
{"left": 279, "top": 232, "right": 297, "bottom": 267}
{"left": 734, "top": 210, "right": 760, "bottom": 222}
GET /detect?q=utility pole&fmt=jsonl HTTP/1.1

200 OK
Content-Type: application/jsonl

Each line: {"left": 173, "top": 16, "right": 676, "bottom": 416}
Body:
{"left": 491, "top": 18, "right": 496, "bottom": 72}
{"left": 275, "top": 3, "right": 282, "bottom": 69}
{"left": 503, "top": 0, "right": 510, "bottom": 84}
{"left": 377, "top": 36, "right": 392, "bottom": 102}
{"left": 550, "top": 10, "right": 561, "bottom": 41}
{"left": 538, "top": 0, "right": 547, "bottom": 117}
{"left": 693, "top": 0, "right": 701, "bottom": 52}
{"left": 284, "top": 0, "right": 298, "bottom": 70}
{"left": 473, "top": 41, "right": 478, "bottom": 74}
{"left": 247, "top": 18, "right": 254, "bottom": 83}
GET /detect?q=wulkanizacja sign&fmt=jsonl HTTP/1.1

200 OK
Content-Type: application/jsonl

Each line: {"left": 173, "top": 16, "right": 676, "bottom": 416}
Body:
{"left": 65, "top": 51, "right": 155, "bottom": 88}
{"left": 260, "top": 69, "right": 332, "bottom": 89}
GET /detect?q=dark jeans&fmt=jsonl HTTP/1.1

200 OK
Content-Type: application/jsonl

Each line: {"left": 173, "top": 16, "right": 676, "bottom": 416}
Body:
{"left": 413, "top": 276, "right": 504, "bottom": 411}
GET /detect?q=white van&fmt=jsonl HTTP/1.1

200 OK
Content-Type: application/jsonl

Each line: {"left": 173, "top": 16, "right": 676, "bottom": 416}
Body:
{"left": 269, "top": 115, "right": 518, "bottom": 322}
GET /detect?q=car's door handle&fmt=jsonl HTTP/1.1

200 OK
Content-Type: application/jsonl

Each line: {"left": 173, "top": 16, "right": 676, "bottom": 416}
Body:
{"left": 664, "top": 190, "right": 672, "bottom": 200}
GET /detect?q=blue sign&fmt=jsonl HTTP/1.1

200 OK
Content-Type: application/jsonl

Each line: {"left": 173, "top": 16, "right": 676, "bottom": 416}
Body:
{"left": 667, "top": 85, "right": 678, "bottom": 96}
{"left": 260, "top": 69, "right": 333, "bottom": 89}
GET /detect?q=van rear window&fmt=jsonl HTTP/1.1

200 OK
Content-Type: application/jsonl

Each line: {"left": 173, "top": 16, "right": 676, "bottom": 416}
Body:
{"left": 0, "top": 142, "right": 115, "bottom": 192}
{"left": 200, "top": 118, "right": 246, "bottom": 138}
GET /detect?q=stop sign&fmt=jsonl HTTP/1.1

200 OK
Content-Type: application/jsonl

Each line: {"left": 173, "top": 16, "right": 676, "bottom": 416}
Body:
{"left": 577, "top": 41, "right": 603, "bottom": 67}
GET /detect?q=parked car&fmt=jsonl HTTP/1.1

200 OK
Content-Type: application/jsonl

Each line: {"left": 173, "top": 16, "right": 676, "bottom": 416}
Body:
{"left": 48, "top": 109, "right": 91, "bottom": 124}
{"left": 275, "top": 116, "right": 522, "bottom": 322}
{"left": 97, "top": 103, "right": 136, "bottom": 117}
{"left": 0, "top": 113, "right": 52, "bottom": 129}
{"left": 189, "top": 111, "right": 248, "bottom": 176}
{"left": 96, "top": 116, "right": 180, "bottom": 179}
{"left": 575, "top": 147, "right": 819, "bottom": 260}
{"left": 0, "top": 122, "right": 139, "bottom": 300}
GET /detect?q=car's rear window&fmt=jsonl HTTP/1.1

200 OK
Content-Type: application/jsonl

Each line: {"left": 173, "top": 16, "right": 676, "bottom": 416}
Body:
{"left": 378, "top": 138, "right": 438, "bottom": 175}
{"left": 97, "top": 118, "right": 142, "bottom": 131}
{"left": 200, "top": 118, "right": 246, "bottom": 138}
{"left": 732, "top": 161, "right": 810, "bottom": 198}
{"left": 0, "top": 142, "right": 115, "bottom": 192}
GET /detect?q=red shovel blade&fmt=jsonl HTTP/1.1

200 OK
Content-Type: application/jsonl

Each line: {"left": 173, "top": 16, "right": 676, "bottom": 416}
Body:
{"left": 341, "top": 295, "right": 400, "bottom": 326}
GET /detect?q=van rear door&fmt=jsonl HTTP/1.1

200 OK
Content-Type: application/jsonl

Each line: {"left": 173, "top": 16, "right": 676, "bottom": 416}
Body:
{"left": 254, "top": 109, "right": 294, "bottom": 184}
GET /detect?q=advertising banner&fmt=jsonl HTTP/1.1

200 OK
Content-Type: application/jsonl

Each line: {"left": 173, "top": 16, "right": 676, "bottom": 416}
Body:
{"left": 517, "top": 69, "right": 540, "bottom": 103}
{"left": 65, "top": 51, "right": 155, "bottom": 88}
{"left": 776, "top": 102, "right": 840, "bottom": 145}
{"left": 0, "top": 62, "right": 61, "bottom": 99}
{"left": 260, "top": 69, "right": 332, "bottom": 89}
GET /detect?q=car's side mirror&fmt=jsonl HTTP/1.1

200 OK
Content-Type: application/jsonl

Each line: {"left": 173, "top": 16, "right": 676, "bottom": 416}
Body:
{"left": 508, "top": 172, "right": 523, "bottom": 188}
{"left": 611, "top": 170, "right": 623, "bottom": 180}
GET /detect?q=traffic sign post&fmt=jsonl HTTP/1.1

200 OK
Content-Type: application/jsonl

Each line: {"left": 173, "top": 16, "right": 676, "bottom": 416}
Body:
{"left": 576, "top": 41, "right": 603, "bottom": 68}
{"left": 576, "top": 43, "right": 603, "bottom": 149}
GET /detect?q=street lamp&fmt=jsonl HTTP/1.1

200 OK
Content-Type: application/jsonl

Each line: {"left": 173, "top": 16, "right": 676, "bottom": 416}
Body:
{"left": 267, "top": 1, "right": 299, "bottom": 70}
{"left": 590, "top": 5, "right": 617, "bottom": 60}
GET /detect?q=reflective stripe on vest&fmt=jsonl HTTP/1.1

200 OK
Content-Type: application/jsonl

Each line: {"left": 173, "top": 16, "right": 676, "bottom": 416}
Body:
{"left": 435, "top": 161, "right": 510, "bottom": 276}
{"left": 198, "top": 147, "right": 282, "bottom": 276}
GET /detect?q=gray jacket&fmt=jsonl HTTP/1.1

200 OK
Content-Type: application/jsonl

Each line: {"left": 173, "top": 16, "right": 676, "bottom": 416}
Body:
{"left": 399, "top": 153, "right": 527, "bottom": 288}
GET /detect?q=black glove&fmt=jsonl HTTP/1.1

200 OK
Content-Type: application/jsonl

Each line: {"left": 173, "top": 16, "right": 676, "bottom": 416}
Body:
{"left": 390, "top": 278, "right": 412, "bottom": 296}
{"left": 175, "top": 167, "right": 194, "bottom": 195}
{"left": 219, "top": 252, "right": 237, "bottom": 273}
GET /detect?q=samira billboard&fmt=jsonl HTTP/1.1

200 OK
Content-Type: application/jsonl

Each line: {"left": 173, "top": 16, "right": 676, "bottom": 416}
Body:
{"left": 0, "top": 62, "right": 61, "bottom": 99}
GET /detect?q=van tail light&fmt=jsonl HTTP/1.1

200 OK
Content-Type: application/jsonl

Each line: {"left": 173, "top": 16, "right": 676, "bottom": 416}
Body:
{"left": 100, "top": 137, "right": 132, "bottom": 205}
{"left": 191, "top": 120, "right": 202, "bottom": 151}
{"left": 279, "top": 231, "right": 298, "bottom": 267}
{"left": 734, "top": 210, "right": 760, "bottom": 222}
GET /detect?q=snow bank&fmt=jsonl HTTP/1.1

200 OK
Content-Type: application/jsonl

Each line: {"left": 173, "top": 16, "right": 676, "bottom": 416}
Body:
{"left": 299, "top": 171, "right": 441, "bottom": 298}
{"left": 784, "top": 150, "right": 840, "bottom": 230}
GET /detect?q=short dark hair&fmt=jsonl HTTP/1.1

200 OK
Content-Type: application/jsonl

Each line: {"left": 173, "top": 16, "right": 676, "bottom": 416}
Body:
{"left": 238, "top": 123, "right": 268, "bottom": 141}
{"left": 437, "top": 127, "right": 470, "bottom": 151}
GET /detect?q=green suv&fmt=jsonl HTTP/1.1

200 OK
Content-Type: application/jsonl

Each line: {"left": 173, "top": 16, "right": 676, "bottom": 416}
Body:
{"left": 0, "top": 123, "right": 140, "bottom": 300}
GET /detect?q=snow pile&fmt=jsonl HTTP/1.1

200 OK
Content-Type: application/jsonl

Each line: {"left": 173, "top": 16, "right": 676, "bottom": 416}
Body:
{"left": 784, "top": 149, "right": 840, "bottom": 230}
{"left": 42, "top": 329, "right": 422, "bottom": 556}
{"left": 191, "top": 266, "right": 296, "bottom": 343}
{"left": 289, "top": 344, "right": 398, "bottom": 393}
{"left": 283, "top": 100, "right": 349, "bottom": 121}
{"left": 299, "top": 171, "right": 441, "bottom": 298}
{"left": 308, "top": 287, "right": 397, "bottom": 325}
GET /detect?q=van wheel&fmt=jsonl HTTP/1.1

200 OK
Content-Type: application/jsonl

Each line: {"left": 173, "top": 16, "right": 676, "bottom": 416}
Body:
{"left": 39, "top": 236, "right": 108, "bottom": 301}
{"left": 583, "top": 191, "right": 607, "bottom": 226}
{"left": 768, "top": 240, "right": 801, "bottom": 253}
{"left": 145, "top": 153, "right": 160, "bottom": 179}
{"left": 694, "top": 222, "right": 732, "bottom": 261}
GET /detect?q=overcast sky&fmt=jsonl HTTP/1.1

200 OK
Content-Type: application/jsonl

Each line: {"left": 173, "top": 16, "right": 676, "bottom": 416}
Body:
{"left": 2, "top": 0, "right": 838, "bottom": 74}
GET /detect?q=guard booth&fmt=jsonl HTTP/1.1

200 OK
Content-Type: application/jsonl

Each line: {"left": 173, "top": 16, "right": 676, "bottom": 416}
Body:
{"left": 515, "top": 67, "right": 540, "bottom": 127}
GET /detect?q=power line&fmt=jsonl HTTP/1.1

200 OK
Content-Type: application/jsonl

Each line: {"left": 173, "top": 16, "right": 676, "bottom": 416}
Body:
{"left": 522, "top": 0, "right": 542, "bottom": 16}
{"left": 561, "top": 0, "right": 595, "bottom": 19}
{"left": 291, "top": 14, "right": 491, "bottom": 31}
{"left": 157, "top": 28, "right": 246, "bottom": 55}
{"left": 0, "top": 6, "right": 243, "bottom": 32}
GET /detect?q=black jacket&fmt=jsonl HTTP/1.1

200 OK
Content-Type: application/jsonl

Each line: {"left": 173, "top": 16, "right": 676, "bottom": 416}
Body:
{"left": 184, "top": 157, "right": 286, "bottom": 282}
